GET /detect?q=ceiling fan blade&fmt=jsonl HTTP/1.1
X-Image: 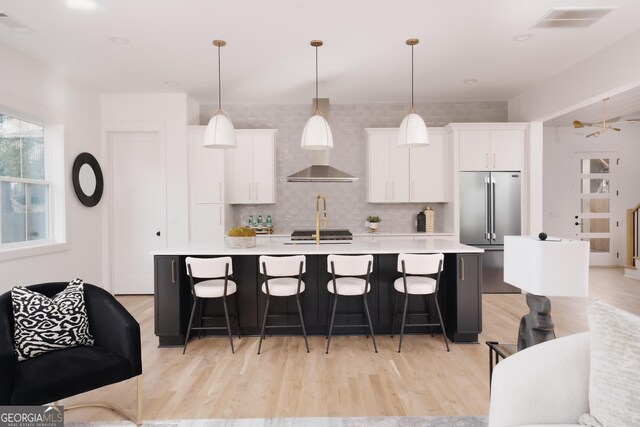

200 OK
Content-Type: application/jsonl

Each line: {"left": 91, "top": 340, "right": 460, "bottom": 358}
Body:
{"left": 603, "top": 116, "right": 621, "bottom": 123}
{"left": 612, "top": 128, "right": 621, "bottom": 131}
{"left": 586, "top": 131, "right": 600, "bottom": 138}
{"left": 573, "top": 120, "right": 585, "bottom": 128}
{"left": 623, "top": 119, "right": 640, "bottom": 124}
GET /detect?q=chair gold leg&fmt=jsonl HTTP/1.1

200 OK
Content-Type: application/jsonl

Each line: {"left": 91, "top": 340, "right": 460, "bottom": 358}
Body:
{"left": 64, "top": 375, "right": 142, "bottom": 425}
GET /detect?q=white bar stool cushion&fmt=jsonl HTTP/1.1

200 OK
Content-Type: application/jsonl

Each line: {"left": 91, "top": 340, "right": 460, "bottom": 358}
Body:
{"left": 397, "top": 253, "right": 443, "bottom": 275}
{"left": 327, "top": 277, "right": 370, "bottom": 296}
{"left": 194, "top": 279, "right": 237, "bottom": 298}
{"left": 260, "top": 255, "right": 306, "bottom": 276}
{"left": 261, "top": 278, "right": 305, "bottom": 297}
{"left": 327, "top": 254, "right": 373, "bottom": 276}
{"left": 393, "top": 276, "right": 436, "bottom": 295}
{"left": 186, "top": 256, "right": 233, "bottom": 278}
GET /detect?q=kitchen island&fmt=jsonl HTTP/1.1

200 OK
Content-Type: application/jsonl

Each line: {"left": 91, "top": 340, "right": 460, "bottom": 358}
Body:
{"left": 153, "top": 239, "right": 483, "bottom": 346}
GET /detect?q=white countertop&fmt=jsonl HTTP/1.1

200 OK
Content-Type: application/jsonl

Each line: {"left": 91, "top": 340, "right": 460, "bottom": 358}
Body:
{"left": 153, "top": 238, "right": 483, "bottom": 256}
{"left": 257, "top": 232, "right": 454, "bottom": 238}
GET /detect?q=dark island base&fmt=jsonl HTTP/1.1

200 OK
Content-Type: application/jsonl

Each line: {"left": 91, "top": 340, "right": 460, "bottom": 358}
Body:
{"left": 155, "top": 253, "right": 482, "bottom": 347}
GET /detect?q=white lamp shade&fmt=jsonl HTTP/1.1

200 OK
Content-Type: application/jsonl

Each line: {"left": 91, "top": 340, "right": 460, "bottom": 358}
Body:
{"left": 204, "top": 111, "right": 236, "bottom": 148}
{"left": 398, "top": 112, "right": 429, "bottom": 147}
{"left": 504, "top": 235, "right": 590, "bottom": 297}
{"left": 301, "top": 114, "right": 333, "bottom": 150}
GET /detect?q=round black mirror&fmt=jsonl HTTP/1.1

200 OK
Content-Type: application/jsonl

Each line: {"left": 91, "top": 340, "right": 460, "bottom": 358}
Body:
{"left": 72, "top": 152, "right": 103, "bottom": 207}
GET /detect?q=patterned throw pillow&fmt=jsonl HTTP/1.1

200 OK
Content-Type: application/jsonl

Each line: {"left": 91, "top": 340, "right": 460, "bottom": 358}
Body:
{"left": 11, "top": 278, "right": 95, "bottom": 361}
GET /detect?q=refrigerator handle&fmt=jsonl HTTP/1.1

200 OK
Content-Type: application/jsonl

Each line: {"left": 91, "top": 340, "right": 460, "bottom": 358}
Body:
{"left": 491, "top": 177, "right": 497, "bottom": 241}
{"left": 485, "top": 177, "right": 491, "bottom": 241}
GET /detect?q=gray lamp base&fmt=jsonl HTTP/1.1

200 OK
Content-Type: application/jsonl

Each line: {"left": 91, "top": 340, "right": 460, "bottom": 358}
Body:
{"left": 517, "top": 293, "right": 556, "bottom": 351}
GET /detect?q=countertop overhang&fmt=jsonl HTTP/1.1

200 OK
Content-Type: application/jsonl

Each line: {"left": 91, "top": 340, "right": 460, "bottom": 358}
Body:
{"left": 152, "top": 238, "right": 483, "bottom": 256}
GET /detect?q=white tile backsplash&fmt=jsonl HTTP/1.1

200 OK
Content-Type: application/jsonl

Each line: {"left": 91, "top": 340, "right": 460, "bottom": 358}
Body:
{"left": 200, "top": 102, "right": 507, "bottom": 234}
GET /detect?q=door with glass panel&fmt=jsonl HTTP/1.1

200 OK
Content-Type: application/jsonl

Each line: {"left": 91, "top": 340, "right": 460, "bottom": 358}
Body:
{"left": 572, "top": 152, "right": 617, "bottom": 265}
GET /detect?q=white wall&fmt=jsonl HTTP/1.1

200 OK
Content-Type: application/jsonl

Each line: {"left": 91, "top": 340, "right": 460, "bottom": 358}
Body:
{"left": 508, "top": 28, "right": 640, "bottom": 242}
{"left": 100, "top": 94, "right": 198, "bottom": 289}
{"left": 0, "top": 43, "right": 102, "bottom": 293}
{"left": 543, "top": 124, "right": 640, "bottom": 265}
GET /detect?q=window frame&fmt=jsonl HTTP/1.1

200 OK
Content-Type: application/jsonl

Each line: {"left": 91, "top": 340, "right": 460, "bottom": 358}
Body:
{"left": 0, "top": 105, "right": 68, "bottom": 261}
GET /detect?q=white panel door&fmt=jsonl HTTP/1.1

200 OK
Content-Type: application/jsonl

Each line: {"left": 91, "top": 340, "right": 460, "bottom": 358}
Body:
{"left": 191, "top": 203, "right": 224, "bottom": 243}
{"left": 572, "top": 152, "right": 618, "bottom": 266}
{"left": 367, "top": 133, "right": 391, "bottom": 202}
{"left": 459, "top": 129, "right": 491, "bottom": 171}
{"left": 111, "top": 131, "right": 165, "bottom": 294}
{"left": 252, "top": 133, "right": 275, "bottom": 204}
{"left": 491, "top": 129, "right": 525, "bottom": 171}
{"left": 410, "top": 130, "right": 447, "bottom": 202}
{"left": 188, "top": 127, "right": 224, "bottom": 203}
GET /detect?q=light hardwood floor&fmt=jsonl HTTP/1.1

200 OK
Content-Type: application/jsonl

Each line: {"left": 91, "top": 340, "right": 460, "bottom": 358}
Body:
{"left": 64, "top": 267, "right": 640, "bottom": 422}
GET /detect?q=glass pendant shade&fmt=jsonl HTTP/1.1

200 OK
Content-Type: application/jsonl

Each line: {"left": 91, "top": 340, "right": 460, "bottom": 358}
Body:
{"left": 204, "top": 109, "right": 236, "bottom": 148}
{"left": 301, "top": 113, "right": 333, "bottom": 150}
{"left": 398, "top": 112, "right": 429, "bottom": 147}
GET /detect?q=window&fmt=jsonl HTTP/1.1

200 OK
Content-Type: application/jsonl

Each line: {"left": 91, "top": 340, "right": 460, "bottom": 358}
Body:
{"left": 0, "top": 114, "right": 50, "bottom": 245}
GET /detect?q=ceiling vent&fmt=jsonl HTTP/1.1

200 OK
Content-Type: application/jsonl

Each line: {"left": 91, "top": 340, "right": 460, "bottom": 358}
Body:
{"left": 0, "top": 12, "right": 35, "bottom": 33}
{"left": 533, "top": 7, "right": 616, "bottom": 29}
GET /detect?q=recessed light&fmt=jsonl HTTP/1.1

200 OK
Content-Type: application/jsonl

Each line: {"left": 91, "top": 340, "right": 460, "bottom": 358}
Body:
{"left": 513, "top": 34, "right": 533, "bottom": 42}
{"left": 109, "top": 36, "right": 130, "bottom": 45}
{"left": 165, "top": 81, "right": 179, "bottom": 87}
{"left": 463, "top": 79, "right": 478, "bottom": 84}
{"left": 66, "top": 0, "right": 98, "bottom": 11}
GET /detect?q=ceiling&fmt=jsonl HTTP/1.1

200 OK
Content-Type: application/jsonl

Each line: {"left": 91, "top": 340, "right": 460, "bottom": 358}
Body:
{"left": 1, "top": 0, "right": 640, "bottom": 106}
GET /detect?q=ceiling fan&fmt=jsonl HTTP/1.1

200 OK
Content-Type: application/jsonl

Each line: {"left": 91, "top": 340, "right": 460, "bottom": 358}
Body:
{"left": 573, "top": 97, "right": 640, "bottom": 138}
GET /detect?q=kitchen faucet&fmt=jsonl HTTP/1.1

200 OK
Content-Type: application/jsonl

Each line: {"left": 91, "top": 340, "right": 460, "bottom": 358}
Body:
{"left": 312, "top": 194, "right": 327, "bottom": 245}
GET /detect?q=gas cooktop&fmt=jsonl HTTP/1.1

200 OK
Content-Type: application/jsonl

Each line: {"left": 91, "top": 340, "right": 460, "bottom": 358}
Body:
{"left": 290, "top": 229, "right": 353, "bottom": 241}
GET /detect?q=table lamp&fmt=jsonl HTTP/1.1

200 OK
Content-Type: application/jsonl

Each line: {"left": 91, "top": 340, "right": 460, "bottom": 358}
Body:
{"left": 504, "top": 235, "right": 589, "bottom": 351}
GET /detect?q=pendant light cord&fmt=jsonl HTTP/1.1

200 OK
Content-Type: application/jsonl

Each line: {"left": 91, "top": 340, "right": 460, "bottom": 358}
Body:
{"left": 411, "top": 43, "right": 414, "bottom": 110}
{"left": 218, "top": 44, "right": 222, "bottom": 111}
{"left": 315, "top": 45, "right": 319, "bottom": 112}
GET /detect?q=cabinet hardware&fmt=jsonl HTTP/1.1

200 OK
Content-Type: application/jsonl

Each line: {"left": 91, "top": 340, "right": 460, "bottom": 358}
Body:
{"left": 460, "top": 257, "right": 465, "bottom": 281}
{"left": 219, "top": 182, "right": 222, "bottom": 202}
{"left": 411, "top": 182, "right": 414, "bottom": 200}
{"left": 486, "top": 153, "right": 489, "bottom": 168}
{"left": 219, "top": 206, "right": 222, "bottom": 225}
{"left": 255, "top": 183, "right": 258, "bottom": 201}
{"left": 171, "top": 260, "right": 176, "bottom": 284}
{"left": 493, "top": 153, "right": 496, "bottom": 168}
{"left": 156, "top": 231, "right": 161, "bottom": 237}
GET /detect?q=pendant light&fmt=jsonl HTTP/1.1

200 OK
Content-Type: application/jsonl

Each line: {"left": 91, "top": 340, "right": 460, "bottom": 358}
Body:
{"left": 301, "top": 40, "right": 333, "bottom": 150}
{"left": 204, "top": 40, "right": 236, "bottom": 149}
{"left": 398, "top": 38, "right": 429, "bottom": 147}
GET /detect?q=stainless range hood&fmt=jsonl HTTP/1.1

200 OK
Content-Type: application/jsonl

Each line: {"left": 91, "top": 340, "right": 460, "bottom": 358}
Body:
{"left": 287, "top": 165, "right": 357, "bottom": 182}
{"left": 286, "top": 98, "right": 357, "bottom": 183}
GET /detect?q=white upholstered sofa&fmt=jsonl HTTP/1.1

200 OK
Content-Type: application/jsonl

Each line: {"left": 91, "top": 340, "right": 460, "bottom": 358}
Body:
{"left": 488, "top": 332, "right": 591, "bottom": 427}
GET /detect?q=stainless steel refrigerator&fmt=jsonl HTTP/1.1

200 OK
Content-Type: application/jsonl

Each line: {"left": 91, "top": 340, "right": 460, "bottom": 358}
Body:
{"left": 460, "top": 172, "right": 521, "bottom": 293}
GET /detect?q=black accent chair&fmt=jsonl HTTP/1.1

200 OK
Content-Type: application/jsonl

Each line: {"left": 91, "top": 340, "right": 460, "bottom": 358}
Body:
{"left": 0, "top": 282, "right": 142, "bottom": 423}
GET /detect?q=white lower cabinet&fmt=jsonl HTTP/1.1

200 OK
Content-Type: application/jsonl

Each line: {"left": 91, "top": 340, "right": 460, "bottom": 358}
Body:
{"left": 366, "top": 128, "right": 448, "bottom": 203}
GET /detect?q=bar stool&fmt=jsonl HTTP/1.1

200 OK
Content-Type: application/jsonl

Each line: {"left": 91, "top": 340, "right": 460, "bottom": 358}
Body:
{"left": 258, "top": 255, "right": 309, "bottom": 355}
{"left": 325, "top": 254, "right": 377, "bottom": 354}
{"left": 184, "top": 256, "right": 241, "bottom": 354}
{"left": 391, "top": 252, "right": 449, "bottom": 352}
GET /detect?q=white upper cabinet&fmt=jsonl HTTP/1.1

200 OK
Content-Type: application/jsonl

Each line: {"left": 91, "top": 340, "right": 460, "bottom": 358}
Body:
{"left": 188, "top": 126, "right": 225, "bottom": 203}
{"left": 226, "top": 129, "right": 277, "bottom": 204}
{"left": 366, "top": 128, "right": 448, "bottom": 203}
{"left": 456, "top": 124, "right": 526, "bottom": 171}
{"left": 410, "top": 129, "right": 448, "bottom": 202}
